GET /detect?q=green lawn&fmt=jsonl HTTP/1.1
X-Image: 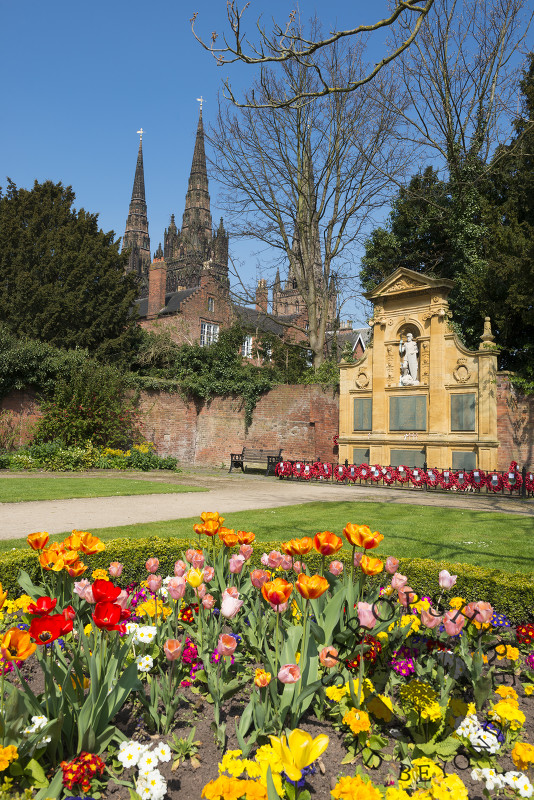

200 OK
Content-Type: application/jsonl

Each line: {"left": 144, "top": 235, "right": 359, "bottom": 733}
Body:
{"left": 0, "top": 475, "right": 206, "bottom": 503}
{"left": 2, "top": 500, "right": 533, "bottom": 573}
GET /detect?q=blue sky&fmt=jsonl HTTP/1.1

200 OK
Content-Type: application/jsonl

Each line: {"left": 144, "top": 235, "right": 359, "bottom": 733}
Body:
{"left": 1, "top": 1, "right": 531, "bottom": 328}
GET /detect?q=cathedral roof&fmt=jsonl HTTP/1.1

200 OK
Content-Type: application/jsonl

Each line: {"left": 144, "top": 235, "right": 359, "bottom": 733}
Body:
{"left": 136, "top": 288, "right": 197, "bottom": 318}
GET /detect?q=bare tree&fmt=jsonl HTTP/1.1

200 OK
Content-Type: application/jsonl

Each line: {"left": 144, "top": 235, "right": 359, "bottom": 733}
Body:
{"left": 191, "top": 0, "right": 435, "bottom": 108}
{"left": 207, "top": 30, "right": 411, "bottom": 366}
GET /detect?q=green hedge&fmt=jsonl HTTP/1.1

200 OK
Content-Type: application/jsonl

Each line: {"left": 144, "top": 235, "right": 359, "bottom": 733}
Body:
{"left": 1, "top": 539, "right": 532, "bottom": 624}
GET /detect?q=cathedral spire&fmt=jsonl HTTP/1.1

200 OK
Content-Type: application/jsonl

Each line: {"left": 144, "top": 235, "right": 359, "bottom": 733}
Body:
{"left": 123, "top": 130, "right": 151, "bottom": 293}
{"left": 181, "top": 108, "right": 212, "bottom": 248}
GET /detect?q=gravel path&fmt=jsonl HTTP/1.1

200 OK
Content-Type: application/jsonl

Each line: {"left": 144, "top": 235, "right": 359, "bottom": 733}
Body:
{"left": 0, "top": 469, "right": 532, "bottom": 539}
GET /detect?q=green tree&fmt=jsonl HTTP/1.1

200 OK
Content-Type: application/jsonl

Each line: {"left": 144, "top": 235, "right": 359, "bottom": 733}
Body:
{"left": 0, "top": 179, "right": 141, "bottom": 365}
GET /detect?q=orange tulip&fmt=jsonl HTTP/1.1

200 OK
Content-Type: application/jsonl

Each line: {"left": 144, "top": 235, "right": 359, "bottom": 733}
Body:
{"left": 261, "top": 578, "right": 293, "bottom": 606}
{"left": 61, "top": 550, "right": 81, "bottom": 567}
{"left": 203, "top": 520, "right": 220, "bottom": 537}
{"left": 62, "top": 532, "right": 83, "bottom": 551}
{"left": 237, "top": 531, "right": 255, "bottom": 545}
{"left": 221, "top": 533, "right": 239, "bottom": 547}
{"left": 201, "top": 512, "right": 224, "bottom": 524}
{"left": 39, "top": 549, "right": 66, "bottom": 571}
{"left": 282, "top": 538, "right": 314, "bottom": 557}
{"left": 296, "top": 574, "right": 329, "bottom": 600}
{"left": 360, "top": 555, "right": 384, "bottom": 576}
{"left": 193, "top": 523, "right": 205, "bottom": 536}
{"left": 47, "top": 542, "right": 65, "bottom": 553}
{"left": 66, "top": 560, "right": 88, "bottom": 578}
{"left": 27, "top": 532, "right": 50, "bottom": 551}
{"left": 79, "top": 533, "right": 105, "bottom": 555}
{"left": 1, "top": 628, "right": 36, "bottom": 661}
{"left": 313, "top": 531, "right": 343, "bottom": 556}
{"left": 343, "top": 524, "right": 384, "bottom": 550}
{"left": 0, "top": 584, "right": 7, "bottom": 612}
{"left": 254, "top": 668, "right": 272, "bottom": 687}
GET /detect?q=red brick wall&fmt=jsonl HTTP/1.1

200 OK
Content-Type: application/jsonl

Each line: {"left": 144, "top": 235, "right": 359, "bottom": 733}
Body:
{"left": 497, "top": 373, "right": 534, "bottom": 470}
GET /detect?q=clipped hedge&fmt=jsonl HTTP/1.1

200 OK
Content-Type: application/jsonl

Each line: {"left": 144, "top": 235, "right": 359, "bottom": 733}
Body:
{"left": 1, "top": 538, "right": 532, "bottom": 624}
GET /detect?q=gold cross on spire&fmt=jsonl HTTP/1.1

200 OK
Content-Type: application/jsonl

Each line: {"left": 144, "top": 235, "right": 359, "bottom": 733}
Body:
{"left": 196, "top": 96, "right": 204, "bottom": 110}
{"left": 137, "top": 128, "right": 144, "bottom": 141}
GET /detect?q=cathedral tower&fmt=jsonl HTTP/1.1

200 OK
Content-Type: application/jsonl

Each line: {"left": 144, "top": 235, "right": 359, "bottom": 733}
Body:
{"left": 123, "top": 130, "right": 151, "bottom": 294}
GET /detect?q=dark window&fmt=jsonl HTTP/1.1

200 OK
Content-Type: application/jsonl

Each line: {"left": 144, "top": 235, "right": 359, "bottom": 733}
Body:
{"left": 452, "top": 451, "right": 476, "bottom": 470}
{"left": 451, "top": 393, "right": 476, "bottom": 431}
{"left": 390, "top": 448, "right": 426, "bottom": 467}
{"left": 390, "top": 396, "right": 427, "bottom": 431}
{"left": 353, "top": 398, "right": 372, "bottom": 431}
{"left": 353, "top": 447, "right": 370, "bottom": 464}
{"left": 207, "top": 297, "right": 214, "bottom": 312}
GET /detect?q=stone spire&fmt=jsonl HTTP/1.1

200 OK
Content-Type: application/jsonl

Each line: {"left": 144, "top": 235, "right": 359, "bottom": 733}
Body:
{"left": 123, "top": 132, "right": 151, "bottom": 293}
{"left": 181, "top": 109, "right": 213, "bottom": 250}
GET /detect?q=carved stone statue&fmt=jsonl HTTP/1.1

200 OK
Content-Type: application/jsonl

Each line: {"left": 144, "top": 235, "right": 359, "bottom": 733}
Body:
{"left": 399, "top": 333, "right": 419, "bottom": 385}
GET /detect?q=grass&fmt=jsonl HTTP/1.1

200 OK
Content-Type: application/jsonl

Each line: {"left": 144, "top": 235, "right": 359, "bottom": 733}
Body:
{"left": 0, "top": 475, "right": 207, "bottom": 503}
{"left": 2, "top": 500, "right": 533, "bottom": 574}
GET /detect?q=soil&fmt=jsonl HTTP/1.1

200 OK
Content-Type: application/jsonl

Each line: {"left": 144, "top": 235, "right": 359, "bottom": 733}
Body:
{"left": 9, "top": 654, "right": 534, "bottom": 799}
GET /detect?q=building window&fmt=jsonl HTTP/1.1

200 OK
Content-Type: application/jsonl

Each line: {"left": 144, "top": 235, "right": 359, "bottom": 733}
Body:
{"left": 353, "top": 447, "right": 370, "bottom": 464}
{"left": 242, "top": 335, "right": 253, "bottom": 358}
{"left": 353, "top": 398, "right": 372, "bottom": 431}
{"left": 451, "top": 393, "right": 476, "bottom": 431}
{"left": 452, "top": 451, "right": 477, "bottom": 470}
{"left": 207, "top": 297, "right": 215, "bottom": 312}
{"left": 389, "top": 395, "right": 427, "bottom": 431}
{"left": 200, "top": 322, "right": 219, "bottom": 347}
{"left": 295, "top": 301, "right": 299, "bottom": 313}
{"left": 390, "top": 448, "right": 426, "bottom": 467}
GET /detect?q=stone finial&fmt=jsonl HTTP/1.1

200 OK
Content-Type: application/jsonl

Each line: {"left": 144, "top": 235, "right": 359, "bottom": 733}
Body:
{"left": 479, "top": 316, "right": 495, "bottom": 349}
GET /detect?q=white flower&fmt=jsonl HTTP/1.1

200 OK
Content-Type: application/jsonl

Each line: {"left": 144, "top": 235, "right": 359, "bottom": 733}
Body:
{"left": 23, "top": 715, "right": 49, "bottom": 736}
{"left": 135, "top": 626, "right": 157, "bottom": 645}
{"left": 136, "top": 654, "right": 154, "bottom": 673}
{"left": 137, "top": 768, "right": 167, "bottom": 800}
{"left": 138, "top": 750, "right": 159, "bottom": 772}
{"left": 154, "top": 742, "right": 171, "bottom": 763}
{"left": 118, "top": 743, "right": 141, "bottom": 768}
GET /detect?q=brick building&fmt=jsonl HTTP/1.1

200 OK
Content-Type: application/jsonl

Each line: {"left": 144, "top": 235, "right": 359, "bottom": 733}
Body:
{"left": 123, "top": 109, "right": 338, "bottom": 355}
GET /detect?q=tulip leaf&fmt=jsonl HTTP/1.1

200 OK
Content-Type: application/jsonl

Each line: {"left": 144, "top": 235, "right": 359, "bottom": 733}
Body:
{"left": 265, "top": 766, "right": 281, "bottom": 799}
{"left": 16, "top": 569, "right": 43, "bottom": 600}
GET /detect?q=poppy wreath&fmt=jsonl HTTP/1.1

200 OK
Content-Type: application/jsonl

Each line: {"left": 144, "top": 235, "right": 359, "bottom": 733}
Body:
{"left": 370, "top": 464, "right": 383, "bottom": 482}
{"left": 454, "top": 470, "right": 474, "bottom": 491}
{"left": 409, "top": 467, "right": 426, "bottom": 487}
{"left": 275, "top": 461, "right": 291, "bottom": 477}
{"left": 291, "top": 461, "right": 308, "bottom": 479}
{"left": 381, "top": 466, "right": 396, "bottom": 485}
{"left": 439, "top": 469, "right": 458, "bottom": 490}
{"left": 334, "top": 464, "right": 347, "bottom": 481}
{"left": 356, "top": 463, "right": 371, "bottom": 481}
{"left": 425, "top": 467, "right": 442, "bottom": 487}
{"left": 525, "top": 471, "right": 534, "bottom": 493}
{"left": 300, "top": 463, "right": 316, "bottom": 481}
{"left": 313, "top": 461, "right": 332, "bottom": 479}
{"left": 395, "top": 465, "right": 411, "bottom": 484}
{"left": 502, "top": 461, "right": 522, "bottom": 492}
{"left": 470, "top": 469, "right": 487, "bottom": 489}
{"left": 345, "top": 464, "right": 360, "bottom": 483}
{"left": 486, "top": 471, "right": 503, "bottom": 493}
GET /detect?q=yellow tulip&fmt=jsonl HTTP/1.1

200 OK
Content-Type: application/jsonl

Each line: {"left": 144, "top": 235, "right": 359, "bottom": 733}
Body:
{"left": 186, "top": 568, "right": 204, "bottom": 588}
{"left": 269, "top": 729, "right": 329, "bottom": 782}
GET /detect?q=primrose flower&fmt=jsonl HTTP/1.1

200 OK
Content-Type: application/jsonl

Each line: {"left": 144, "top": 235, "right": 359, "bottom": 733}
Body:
{"left": 269, "top": 729, "right": 328, "bottom": 782}
{"left": 136, "top": 654, "right": 154, "bottom": 673}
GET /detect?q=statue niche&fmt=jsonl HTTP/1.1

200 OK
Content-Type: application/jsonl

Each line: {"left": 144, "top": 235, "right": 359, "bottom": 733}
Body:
{"left": 398, "top": 327, "right": 420, "bottom": 386}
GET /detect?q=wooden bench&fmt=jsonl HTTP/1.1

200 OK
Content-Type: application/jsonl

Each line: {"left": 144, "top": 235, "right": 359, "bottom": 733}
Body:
{"left": 229, "top": 447, "right": 283, "bottom": 476}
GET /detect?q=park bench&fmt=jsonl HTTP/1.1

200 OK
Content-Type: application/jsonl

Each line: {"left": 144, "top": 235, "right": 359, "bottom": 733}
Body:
{"left": 229, "top": 447, "right": 283, "bottom": 476}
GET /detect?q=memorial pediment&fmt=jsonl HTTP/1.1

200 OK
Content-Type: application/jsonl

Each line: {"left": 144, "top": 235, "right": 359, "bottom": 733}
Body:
{"left": 364, "top": 268, "right": 454, "bottom": 301}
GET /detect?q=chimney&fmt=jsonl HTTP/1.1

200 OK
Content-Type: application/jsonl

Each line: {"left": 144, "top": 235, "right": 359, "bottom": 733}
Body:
{"left": 256, "top": 278, "right": 268, "bottom": 313}
{"left": 147, "top": 257, "right": 166, "bottom": 319}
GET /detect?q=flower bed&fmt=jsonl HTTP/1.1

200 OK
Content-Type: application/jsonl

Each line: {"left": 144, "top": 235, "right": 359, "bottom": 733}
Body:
{"left": 0, "top": 518, "right": 532, "bottom": 799}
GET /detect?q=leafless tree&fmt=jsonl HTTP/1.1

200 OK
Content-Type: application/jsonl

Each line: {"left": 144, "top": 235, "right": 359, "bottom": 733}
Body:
{"left": 191, "top": 0, "right": 435, "bottom": 108}
{"left": 207, "top": 30, "right": 411, "bottom": 366}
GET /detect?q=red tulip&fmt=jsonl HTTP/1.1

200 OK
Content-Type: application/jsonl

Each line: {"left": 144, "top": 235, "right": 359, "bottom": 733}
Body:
{"left": 92, "top": 580, "right": 121, "bottom": 604}
{"left": 29, "top": 614, "right": 71, "bottom": 645}
{"left": 92, "top": 601, "right": 123, "bottom": 631}
{"left": 27, "top": 596, "right": 57, "bottom": 616}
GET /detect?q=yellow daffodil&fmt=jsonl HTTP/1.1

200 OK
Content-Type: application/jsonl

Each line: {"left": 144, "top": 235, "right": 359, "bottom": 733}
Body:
{"left": 269, "top": 728, "right": 328, "bottom": 782}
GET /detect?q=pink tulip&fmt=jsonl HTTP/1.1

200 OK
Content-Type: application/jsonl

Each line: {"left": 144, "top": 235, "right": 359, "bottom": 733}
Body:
{"left": 280, "top": 555, "right": 293, "bottom": 571}
{"left": 260, "top": 553, "right": 270, "bottom": 567}
{"left": 293, "top": 561, "right": 303, "bottom": 574}
{"left": 185, "top": 548, "right": 197, "bottom": 563}
{"left": 147, "top": 574, "right": 162, "bottom": 593}
{"left": 269, "top": 601, "right": 289, "bottom": 612}
{"left": 202, "top": 593, "right": 215, "bottom": 609}
{"left": 443, "top": 609, "right": 465, "bottom": 636}
{"left": 391, "top": 572, "right": 408, "bottom": 591}
{"left": 421, "top": 608, "right": 443, "bottom": 629}
{"left": 116, "top": 589, "right": 130, "bottom": 610}
{"left": 319, "top": 646, "right": 339, "bottom": 668}
{"left": 203, "top": 566, "right": 215, "bottom": 583}
{"left": 398, "top": 586, "right": 416, "bottom": 608}
{"left": 239, "top": 544, "right": 253, "bottom": 560}
{"left": 73, "top": 579, "right": 91, "bottom": 598}
{"left": 278, "top": 664, "right": 300, "bottom": 684}
{"left": 220, "top": 589, "right": 244, "bottom": 619}
{"left": 217, "top": 633, "right": 237, "bottom": 656}
{"left": 251, "top": 569, "right": 270, "bottom": 588}
{"left": 191, "top": 552, "right": 205, "bottom": 570}
{"left": 229, "top": 554, "right": 246, "bottom": 574}
{"left": 464, "top": 601, "right": 493, "bottom": 624}
{"left": 195, "top": 583, "right": 207, "bottom": 599}
{"left": 438, "top": 570, "right": 457, "bottom": 590}
{"left": 109, "top": 562, "right": 123, "bottom": 578}
{"left": 267, "top": 550, "right": 283, "bottom": 569}
{"left": 82, "top": 586, "right": 95, "bottom": 604}
{"left": 225, "top": 586, "right": 239, "bottom": 598}
{"left": 353, "top": 552, "right": 363, "bottom": 568}
{"left": 329, "top": 560, "right": 344, "bottom": 577}
{"left": 164, "top": 639, "right": 182, "bottom": 661}
{"left": 174, "top": 560, "right": 187, "bottom": 577}
{"left": 146, "top": 558, "right": 159, "bottom": 574}
{"left": 357, "top": 601, "right": 377, "bottom": 629}
{"left": 167, "top": 577, "right": 186, "bottom": 600}
{"left": 385, "top": 557, "right": 399, "bottom": 575}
